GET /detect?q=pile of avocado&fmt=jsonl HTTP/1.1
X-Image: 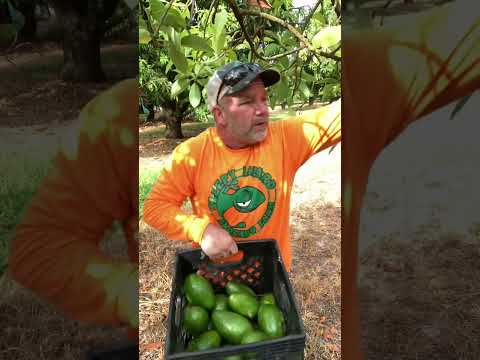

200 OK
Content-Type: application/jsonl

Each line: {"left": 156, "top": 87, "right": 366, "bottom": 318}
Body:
{"left": 182, "top": 273, "right": 286, "bottom": 358}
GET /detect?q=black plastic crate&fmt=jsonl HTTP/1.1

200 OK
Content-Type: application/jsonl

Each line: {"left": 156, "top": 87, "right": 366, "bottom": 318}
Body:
{"left": 165, "top": 239, "right": 305, "bottom": 360}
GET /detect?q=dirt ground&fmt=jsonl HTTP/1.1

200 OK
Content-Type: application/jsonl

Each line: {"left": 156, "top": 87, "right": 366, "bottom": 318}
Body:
{"left": 358, "top": 92, "right": 480, "bottom": 359}
{"left": 138, "top": 123, "right": 341, "bottom": 360}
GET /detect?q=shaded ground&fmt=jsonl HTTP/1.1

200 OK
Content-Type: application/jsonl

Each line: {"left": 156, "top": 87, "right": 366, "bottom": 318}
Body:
{"left": 358, "top": 90, "right": 480, "bottom": 358}
{"left": 138, "top": 120, "right": 341, "bottom": 359}
{"left": 0, "top": 39, "right": 137, "bottom": 358}
{"left": 0, "top": 43, "right": 137, "bottom": 127}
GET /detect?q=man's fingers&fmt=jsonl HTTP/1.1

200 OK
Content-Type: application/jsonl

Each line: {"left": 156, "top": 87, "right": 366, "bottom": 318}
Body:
{"left": 229, "top": 242, "right": 238, "bottom": 255}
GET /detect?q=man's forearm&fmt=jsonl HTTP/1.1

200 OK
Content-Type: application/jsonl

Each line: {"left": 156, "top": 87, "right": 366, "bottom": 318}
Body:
{"left": 143, "top": 195, "right": 211, "bottom": 244}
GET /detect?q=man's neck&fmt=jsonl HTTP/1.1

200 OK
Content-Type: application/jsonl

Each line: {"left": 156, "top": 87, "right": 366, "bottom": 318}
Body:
{"left": 215, "top": 127, "right": 248, "bottom": 149}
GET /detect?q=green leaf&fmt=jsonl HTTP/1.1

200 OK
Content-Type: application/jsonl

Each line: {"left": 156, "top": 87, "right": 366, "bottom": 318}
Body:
{"left": 322, "top": 84, "right": 334, "bottom": 102}
{"left": 279, "top": 56, "right": 289, "bottom": 69}
{"left": 214, "top": 9, "right": 228, "bottom": 36}
{"left": 163, "top": 10, "right": 185, "bottom": 31}
{"left": 181, "top": 35, "right": 213, "bottom": 54}
{"left": 312, "top": 26, "right": 341, "bottom": 50}
{"left": 149, "top": 0, "right": 164, "bottom": 18}
{"left": 301, "top": 71, "right": 315, "bottom": 83}
{"left": 269, "top": 93, "right": 277, "bottom": 110}
{"left": 168, "top": 44, "right": 188, "bottom": 73}
{"left": 313, "top": 13, "right": 326, "bottom": 25}
{"left": 299, "top": 83, "right": 311, "bottom": 99}
{"left": 274, "top": 77, "right": 289, "bottom": 103}
{"left": 189, "top": 83, "right": 202, "bottom": 108}
{"left": 450, "top": 94, "right": 473, "bottom": 120}
{"left": 215, "top": 32, "right": 226, "bottom": 55}
{"left": 265, "top": 43, "right": 281, "bottom": 57}
{"left": 171, "top": 78, "right": 189, "bottom": 98}
{"left": 139, "top": 28, "right": 152, "bottom": 44}
{"left": 150, "top": 1, "right": 185, "bottom": 31}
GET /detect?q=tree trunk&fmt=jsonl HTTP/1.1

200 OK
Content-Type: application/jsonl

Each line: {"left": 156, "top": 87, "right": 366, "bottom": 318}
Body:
{"left": 50, "top": 0, "right": 120, "bottom": 82}
{"left": 56, "top": 4, "right": 105, "bottom": 82}
{"left": 17, "top": 1, "right": 37, "bottom": 41}
{"left": 147, "top": 107, "right": 155, "bottom": 122}
{"left": 164, "top": 117, "right": 183, "bottom": 139}
{"left": 60, "top": 18, "right": 105, "bottom": 81}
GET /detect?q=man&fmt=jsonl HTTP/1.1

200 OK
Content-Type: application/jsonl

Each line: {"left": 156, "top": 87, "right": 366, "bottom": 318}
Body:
{"left": 143, "top": 61, "right": 341, "bottom": 271}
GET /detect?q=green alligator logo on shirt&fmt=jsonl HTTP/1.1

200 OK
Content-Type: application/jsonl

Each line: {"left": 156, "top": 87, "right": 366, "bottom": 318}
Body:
{"left": 208, "top": 166, "right": 276, "bottom": 238}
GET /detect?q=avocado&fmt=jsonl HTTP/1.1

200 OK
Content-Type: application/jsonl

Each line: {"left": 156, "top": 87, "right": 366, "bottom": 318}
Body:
{"left": 212, "top": 310, "right": 254, "bottom": 345}
{"left": 225, "top": 281, "right": 256, "bottom": 297}
{"left": 228, "top": 293, "right": 259, "bottom": 319}
{"left": 241, "top": 329, "right": 269, "bottom": 344}
{"left": 257, "top": 304, "right": 286, "bottom": 339}
{"left": 194, "top": 330, "right": 221, "bottom": 351}
{"left": 183, "top": 305, "right": 209, "bottom": 335}
{"left": 259, "top": 293, "right": 276, "bottom": 306}
{"left": 183, "top": 273, "right": 216, "bottom": 310}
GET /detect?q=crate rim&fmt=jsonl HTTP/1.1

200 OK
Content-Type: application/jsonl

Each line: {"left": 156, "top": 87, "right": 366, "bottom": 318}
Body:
{"left": 165, "top": 238, "right": 306, "bottom": 358}
{"left": 165, "top": 333, "right": 306, "bottom": 359}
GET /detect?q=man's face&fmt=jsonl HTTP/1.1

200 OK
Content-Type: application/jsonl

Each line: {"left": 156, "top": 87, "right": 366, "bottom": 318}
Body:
{"left": 214, "top": 79, "right": 270, "bottom": 148}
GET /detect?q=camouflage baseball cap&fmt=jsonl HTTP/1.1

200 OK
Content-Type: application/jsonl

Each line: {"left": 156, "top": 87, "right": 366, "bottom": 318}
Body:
{"left": 207, "top": 61, "right": 280, "bottom": 110}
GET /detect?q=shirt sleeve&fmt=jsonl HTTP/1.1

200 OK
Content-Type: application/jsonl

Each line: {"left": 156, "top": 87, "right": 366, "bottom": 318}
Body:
{"left": 9, "top": 79, "right": 139, "bottom": 327}
{"left": 280, "top": 98, "right": 341, "bottom": 173}
{"left": 143, "top": 140, "right": 211, "bottom": 244}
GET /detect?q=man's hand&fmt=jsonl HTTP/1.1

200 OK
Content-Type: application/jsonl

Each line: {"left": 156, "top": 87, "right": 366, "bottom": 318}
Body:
{"left": 201, "top": 224, "right": 238, "bottom": 259}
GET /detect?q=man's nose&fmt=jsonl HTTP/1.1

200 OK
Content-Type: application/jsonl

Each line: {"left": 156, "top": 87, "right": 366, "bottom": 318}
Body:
{"left": 255, "top": 101, "right": 268, "bottom": 116}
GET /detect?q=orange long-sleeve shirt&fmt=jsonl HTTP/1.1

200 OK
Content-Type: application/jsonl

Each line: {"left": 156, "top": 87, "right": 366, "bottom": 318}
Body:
{"left": 9, "top": 79, "right": 139, "bottom": 328}
{"left": 342, "top": 3, "right": 480, "bottom": 359}
{"left": 143, "top": 100, "right": 341, "bottom": 271}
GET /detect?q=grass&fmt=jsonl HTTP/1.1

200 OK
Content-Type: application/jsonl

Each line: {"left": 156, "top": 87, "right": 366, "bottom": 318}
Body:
{"left": 0, "top": 153, "right": 52, "bottom": 275}
{"left": 139, "top": 121, "right": 214, "bottom": 145}
{"left": 139, "top": 167, "right": 163, "bottom": 218}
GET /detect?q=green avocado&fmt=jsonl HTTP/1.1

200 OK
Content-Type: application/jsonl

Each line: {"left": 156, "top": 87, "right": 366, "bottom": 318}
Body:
{"left": 183, "top": 305, "right": 209, "bottom": 335}
{"left": 225, "top": 281, "right": 256, "bottom": 297}
{"left": 241, "top": 329, "right": 269, "bottom": 344}
{"left": 183, "top": 273, "right": 216, "bottom": 310}
{"left": 259, "top": 293, "right": 276, "bottom": 306}
{"left": 257, "top": 304, "right": 286, "bottom": 339}
{"left": 228, "top": 293, "right": 259, "bottom": 319}
{"left": 194, "top": 330, "right": 222, "bottom": 351}
{"left": 212, "top": 310, "right": 254, "bottom": 345}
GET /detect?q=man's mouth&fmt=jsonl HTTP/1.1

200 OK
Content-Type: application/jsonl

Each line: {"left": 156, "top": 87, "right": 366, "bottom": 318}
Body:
{"left": 253, "top": 120, "right": 268, "bottom": 128}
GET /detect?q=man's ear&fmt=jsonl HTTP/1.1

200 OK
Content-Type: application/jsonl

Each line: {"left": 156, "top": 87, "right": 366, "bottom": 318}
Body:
{"left": 212, "top": 106, "right": 226, "bottom": 126}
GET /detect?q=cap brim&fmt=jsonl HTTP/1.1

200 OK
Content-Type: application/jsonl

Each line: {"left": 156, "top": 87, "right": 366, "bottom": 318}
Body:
{"left": 258, "top": 69, "right": 281, "bottom": 87}
{"left": 224, "top": 69, "right": 281, "bottom": 97}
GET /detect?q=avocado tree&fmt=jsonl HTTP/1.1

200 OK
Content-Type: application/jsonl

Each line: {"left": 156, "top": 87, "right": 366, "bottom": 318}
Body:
{"left": 139, "top": 0, "right": 341, "bottom": 139}
{"left": 1, "top": 0, "right": 137, "bottom": 81}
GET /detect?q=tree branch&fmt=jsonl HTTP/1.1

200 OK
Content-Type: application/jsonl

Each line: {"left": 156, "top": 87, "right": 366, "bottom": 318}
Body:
{"left": 159, "top": 0, "right": 175, "bottom": 28}
{"left": 140, "top": 1, "right": 160, "bottom": 48}
{"left": 225, "top": 0, "right": 310, "bottom": 62}
{"left": 301, "top": 0, "right": 322, "bottom": 32}
{"left": 240, "top": 9, "right": 340, "bottom": 61}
